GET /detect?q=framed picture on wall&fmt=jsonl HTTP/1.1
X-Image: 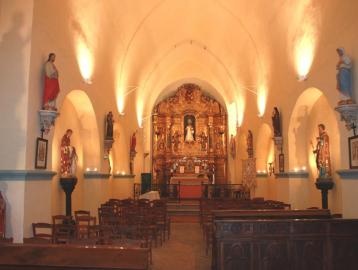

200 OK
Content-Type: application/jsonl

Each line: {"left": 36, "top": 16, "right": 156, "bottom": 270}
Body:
{"left": 349, "top": 135, "right": 358, "bottom": 169}
{"left": 35, "top": 138, "right": 48, "bottom": 169}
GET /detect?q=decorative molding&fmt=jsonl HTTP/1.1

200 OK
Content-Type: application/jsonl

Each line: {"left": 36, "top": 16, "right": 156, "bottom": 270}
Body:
{"left": 275, "top": 171, "right": 309, "bottom": 179}
{"left": 113, "top": 174, "right": 135, "bottom": 179}
{"left": 39, "top": 110, "right": 60, "bottom": 134}
{"left": 256, "top": 172, "right": 268, "bottom": 178}
{"left": 335, "top": 104, "right": 358, "bottom": 131}
{"left": 0, "top": 170, "right": 56, "bottom": 181}
{"left": 336, "top": 169, "right": 358, "bottom": 179}
{"left": 83, "top": 172, "right": 111, "bottom": 179}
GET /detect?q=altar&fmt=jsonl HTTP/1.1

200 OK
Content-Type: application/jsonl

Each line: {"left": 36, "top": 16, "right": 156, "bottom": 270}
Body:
{"left": 170, "top": 175, "right": 209, "bottom": 199}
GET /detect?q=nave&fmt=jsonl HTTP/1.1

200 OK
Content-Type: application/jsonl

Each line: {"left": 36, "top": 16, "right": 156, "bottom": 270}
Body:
{"left": 152, "top": 223, "right": 210, "bottom": 270}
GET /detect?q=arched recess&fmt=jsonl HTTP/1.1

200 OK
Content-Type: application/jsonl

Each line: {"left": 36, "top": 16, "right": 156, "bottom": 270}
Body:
{"left": 142, "top": 77, "right": 229, "bottom": 154}
{"left": 288, "top": 87, "right": 341, "bottom": 212}
{"left": 51, "top": 90, "right": 100, "bottom": 215}
{"left": 255, "top": 123, "right": 274, "bottom": 172}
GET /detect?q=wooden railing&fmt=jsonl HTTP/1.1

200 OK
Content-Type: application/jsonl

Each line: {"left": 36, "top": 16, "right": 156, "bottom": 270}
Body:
{"left": 134, "top": 183, "right": 250, "bottom": 200}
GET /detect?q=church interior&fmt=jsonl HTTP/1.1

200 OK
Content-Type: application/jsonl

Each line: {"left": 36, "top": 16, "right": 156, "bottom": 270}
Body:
{"left": 1, "top": 0, "right": 358, "bottom": 269}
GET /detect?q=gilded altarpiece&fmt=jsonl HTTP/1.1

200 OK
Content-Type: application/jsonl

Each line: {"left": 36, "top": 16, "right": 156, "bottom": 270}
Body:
{"left": 152, "top": 84, "right": 227, "bottom": 184}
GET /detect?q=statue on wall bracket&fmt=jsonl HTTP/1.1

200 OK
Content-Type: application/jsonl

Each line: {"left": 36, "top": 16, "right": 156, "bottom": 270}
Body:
{"left": 334, "top": 48, "right": 358, "bottom": 134}
{"left": 129, "top": 131, "right": 137, "bottom": 174}
{"left": 38, "top": 53, "right": 60, "bottom": 135}
{"left": 336, "top": 47, "right": 354, "bottom": 106}
{"left": 104, "top": 112, "right": 115, "bottom": 173}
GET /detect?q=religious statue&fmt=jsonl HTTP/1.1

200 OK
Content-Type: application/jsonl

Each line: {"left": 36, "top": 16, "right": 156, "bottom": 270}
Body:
{"left": 60, "top": 129, "right": 77, "bottom": 176}
{"left": 130, "top": 131, "right": 137, "bottom": 154}
{"left": 185, "top": 116, "right": 195, "bottom": 142}
{"left": 105, "top": 111, "right": 114, "bottom": 139}
{"left": 247, "top": 130, "right": 253, "bottom": 158}
{"left": 199, "top": 131, "right": 208, "bottom": 151}
{"left": 311, "top": 124, "right": 331, "bottom": 178}
{"left": 172, "top": 130, "right": 181, "bottom": 152}
{"left": 336, "top": 47, "right": 353, "bottom": 105}
{"left": 129, "top": 131, "right": 137, "bottom": 175}
{"left": 272, "top": 107, "right": 282, "bottom": 137}
{"left": 43, "top": 53, "right": 60, "bottom": 111}
{"left": 230, "top": 134, "right": 236, "bottom": 159}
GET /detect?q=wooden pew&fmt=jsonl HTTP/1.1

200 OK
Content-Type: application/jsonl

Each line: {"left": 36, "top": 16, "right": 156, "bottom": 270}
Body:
{"left": 0, "top": 243, "right": 149, "bottom": 270}
{"left": 212, "top": 210, "right": 358, "bottom": 270}
{"left": 0, "top": 191, "right": 5, "bottom": 238}
{"left": 212, "top": 209, "right": 332, "bottom": 220}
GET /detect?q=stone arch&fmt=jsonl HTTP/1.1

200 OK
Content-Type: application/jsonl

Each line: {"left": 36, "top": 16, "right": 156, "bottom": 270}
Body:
{"left": 288, "top": 87, "right": 341, "bottom": 212}
{"left": 255, "top": 123, "right": 274, "bottom": 172}
{"left": 51, "top": 90, "right": 100, "bottom": 215}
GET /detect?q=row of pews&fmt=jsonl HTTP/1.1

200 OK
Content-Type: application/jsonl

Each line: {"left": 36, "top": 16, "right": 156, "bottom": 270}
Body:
{"left": 208, "top": 206, "right": 358, "bottom": 270}
{"left": 0, "top": 194, "right": 169, "bottom": 270}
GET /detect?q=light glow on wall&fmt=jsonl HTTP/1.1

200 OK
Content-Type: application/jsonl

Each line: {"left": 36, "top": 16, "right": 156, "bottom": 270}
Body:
{"left": 75, "top": 37, "right": 93, "bottom": 83}
{"left": 257, "top": 83, "right": 267, "bottom": 117}
{"left": 136, "top": 99, "right": 144, "bottom": 128}
{"left": 236, "top": 93, "right": 245, "bottom": 127}
{"left": 292, "top": 0, "right": 320, "bottom": 80}
{"left": 228, "top": 102, "right": 237, "bottom": 136}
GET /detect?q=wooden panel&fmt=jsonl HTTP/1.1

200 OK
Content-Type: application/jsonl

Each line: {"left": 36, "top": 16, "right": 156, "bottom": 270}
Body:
{"left": 0, "top": 191, "right": 5, "bottom": 238}
{"left": 213, "top": 218, "right": 358, "bottom": 270}
{"left": 0, "top": 244, "right": 149, "bottom": 270}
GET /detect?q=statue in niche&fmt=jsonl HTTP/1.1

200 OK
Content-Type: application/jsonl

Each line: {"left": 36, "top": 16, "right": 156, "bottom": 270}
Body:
{"left": 230, "top": 134, "right": 236, "bottom": 159}
{"left": 105, "top": 111, "right": 114, "bottom": 139}
{"left": 247, "top": 130, "right": 253, "bottom": 158}
{"left": 43, "top": 53, "right": 60, "bottom": 111}
{"left": 199, "top": 130, "right": 208, "bottom": 151}
{"left": 184, "top": 115, "right": 195, "bottom": 143}
{"left": 167, "top": 125, "right": 172, "bottom": 149}
{"left": 172, "top": 130, "right": 181, "bottom": 152}
{"left": 336, "top": 47, "right": 354, "bottom": 105}
{"left": 60, "top": 129, "right": 78, "bottom": 176}
{"left": 271, "top": 107, "right": 282, "bottom": 137}
{"left": 311, "top": 124, "right": 331, "bottom": 178}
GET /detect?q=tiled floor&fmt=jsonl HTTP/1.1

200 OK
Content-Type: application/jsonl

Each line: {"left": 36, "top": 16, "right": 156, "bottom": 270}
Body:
{"left": 152, "top": 223, "right": 211, "bottom": 270}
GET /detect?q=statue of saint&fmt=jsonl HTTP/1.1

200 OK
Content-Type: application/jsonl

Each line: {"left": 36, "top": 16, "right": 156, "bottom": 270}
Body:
{"left": 43, "top": 53, "right": 60, "bottom": 111}
{"left": 199, "top": 131, "right": 208, "bottom": 151}
{"left": 172, "top": 130, "right": 181, "bottom": 152}
{"left": 230, "top": 134, "right": 236, "bottom": 159}
{"left": 185, "top": 118, "right": 195, "bottom": 142}
{"left": 271, "top": 107, "right": 282, "bottom": 137}
{"left": 336, "top": 47, "right": 353, "bottom": 105}
{"left": 247, "top": 130, "right": 253, "bottom": 158}
{"left": 312, "top": 124, "right": 331, "bottom": 178}
{"left": 60, "top": 129, "right": 77, "bottom": 176}
{"left": 130, "top": 131, "right": 137, "bottom": 153}
{"left": 105, "top": 111, "right": 114, "bottom": 139}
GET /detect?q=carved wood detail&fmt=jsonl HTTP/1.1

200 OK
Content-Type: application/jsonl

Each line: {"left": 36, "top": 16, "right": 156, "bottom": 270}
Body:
{"left": 152, "top": 83, "right": 227, "bottom": 184}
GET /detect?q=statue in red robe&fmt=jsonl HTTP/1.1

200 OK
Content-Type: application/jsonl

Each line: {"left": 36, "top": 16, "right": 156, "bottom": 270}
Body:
{"left": 43, "top": 53, "right": 60, "bottom": 111}
{"left": 130, "top": 131, "right": 137, "bottom": 153}
{"left": 60, "top": 129, "right": 77, "bottom": 176}
{"left": 313, "top": 124, "right": 331, "bottom": 178}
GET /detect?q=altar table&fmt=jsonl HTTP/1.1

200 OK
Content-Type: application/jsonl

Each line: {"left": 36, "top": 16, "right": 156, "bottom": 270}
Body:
{"left": 170, "top": 176, "right": 208, "bottom": 199}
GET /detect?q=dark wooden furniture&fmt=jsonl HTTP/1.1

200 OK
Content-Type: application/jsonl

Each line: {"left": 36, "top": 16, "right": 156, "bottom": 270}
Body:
{"left": 212, "top": 211, "right": 358, "bottom": 270}
{"left": 0, "top": 243, "right": 149, "bottom": 270}
{"left": 0, "top": 191, "right": 5, "bottom": 238}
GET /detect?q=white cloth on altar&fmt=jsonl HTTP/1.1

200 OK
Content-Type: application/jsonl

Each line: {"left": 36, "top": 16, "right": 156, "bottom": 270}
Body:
{"left": 139, "top": 191, "right": 160, "bottom": 201}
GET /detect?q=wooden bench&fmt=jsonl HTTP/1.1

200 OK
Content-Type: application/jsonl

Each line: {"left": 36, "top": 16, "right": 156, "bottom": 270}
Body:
{"left": 212, "top": 209, "right": 332, "bottom": 220}
{"left": 0, "top": 191, "right": 5, "bottom": 238}
{"left": 212, "top": 210, "right": 358, "bottom": 270}
{"left": 0, "top": 243, "right": 149, "bottom": 270}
